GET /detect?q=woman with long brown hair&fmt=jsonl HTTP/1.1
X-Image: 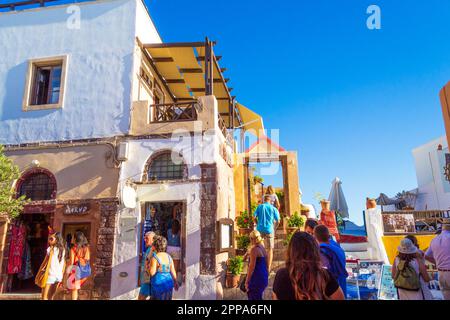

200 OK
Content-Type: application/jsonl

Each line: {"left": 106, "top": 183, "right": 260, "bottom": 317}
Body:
{"left": 272, "top": 231, "right": 345, "bottom": 300}
{"left": 65, "top": 231, "right": 91, "bottom": 300}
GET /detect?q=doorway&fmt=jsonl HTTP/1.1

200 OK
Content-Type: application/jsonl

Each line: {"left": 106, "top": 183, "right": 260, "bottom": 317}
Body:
{"left": 8, "top": 213, "right": 51, "bottom": 293}
{"left": 140, "top": 201, "right": 186, "bottom": 286}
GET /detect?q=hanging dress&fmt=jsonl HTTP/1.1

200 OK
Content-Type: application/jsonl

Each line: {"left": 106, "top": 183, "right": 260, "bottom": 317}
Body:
{"left": 150, "top": 252, "right": 174, "bottom": 300}
{"left": 7, "top": 223, "right": 26, "bottom": 274}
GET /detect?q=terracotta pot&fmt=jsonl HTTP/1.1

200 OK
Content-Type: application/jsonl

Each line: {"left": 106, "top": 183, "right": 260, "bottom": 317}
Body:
{"left": 225, "top": 273, "right": 241, "bottom": 288}
{"left": 286, "top": 227, "right": 298, "bottom": 234}
{"left": 239, "top": 228, "right": 252, "bottom": 236}
{"left": 366, "top": 198, "right": 377, "bottom": 209}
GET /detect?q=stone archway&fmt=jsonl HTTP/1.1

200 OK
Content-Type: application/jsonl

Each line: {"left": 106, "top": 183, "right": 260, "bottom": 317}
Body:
{"left": 234, "top": 136, "right": 301, "bottom": 217}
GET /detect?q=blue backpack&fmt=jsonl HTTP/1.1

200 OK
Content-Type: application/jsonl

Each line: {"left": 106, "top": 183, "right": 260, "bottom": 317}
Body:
{"left": 320, "top": 244, "right": 348, "bottom": 279}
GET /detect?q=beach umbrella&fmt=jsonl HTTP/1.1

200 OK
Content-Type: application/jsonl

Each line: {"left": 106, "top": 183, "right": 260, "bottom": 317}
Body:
{"left": 328, "top": 177, "right": 349, "bottom": 218}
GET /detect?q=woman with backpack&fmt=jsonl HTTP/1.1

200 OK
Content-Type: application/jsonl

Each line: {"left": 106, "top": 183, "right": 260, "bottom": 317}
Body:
{"left": 392, "top": 238, "right": 431, "bottom": 300}
{"left": 66, "top": 231, "right": 91, "bottom": 300}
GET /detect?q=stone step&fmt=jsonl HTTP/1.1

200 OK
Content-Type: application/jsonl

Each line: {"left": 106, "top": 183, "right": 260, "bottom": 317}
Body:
{"left": 0, "top": 293, "right": 40, "bottom": 300}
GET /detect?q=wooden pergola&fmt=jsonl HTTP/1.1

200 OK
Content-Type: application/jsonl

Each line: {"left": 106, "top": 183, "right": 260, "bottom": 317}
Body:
{"left": 138, "top": 38, "right": 243, "bottom": 130}
{"left": 0, "top": 0, "right": 60, "bottom": 10}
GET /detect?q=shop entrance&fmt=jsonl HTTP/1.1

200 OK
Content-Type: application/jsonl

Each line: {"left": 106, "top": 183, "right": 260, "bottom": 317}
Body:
{"left": 140, "top": 201, "right": 186, "bottom": 285}
{"left": 8, "top": 213, "right": 51, "bottom": 293}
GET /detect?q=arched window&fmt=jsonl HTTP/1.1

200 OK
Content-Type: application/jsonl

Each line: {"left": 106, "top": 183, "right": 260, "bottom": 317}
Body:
{"left": 17, "top": 169, "right": 57, "bottom": 201}
{"left": 146, "top": 151, "right": 186, "bottom": 181}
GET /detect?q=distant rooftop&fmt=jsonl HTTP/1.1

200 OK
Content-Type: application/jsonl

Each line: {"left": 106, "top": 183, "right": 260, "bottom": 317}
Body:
{"left": 0, "top": 0, "right": 108, "bottom": 12}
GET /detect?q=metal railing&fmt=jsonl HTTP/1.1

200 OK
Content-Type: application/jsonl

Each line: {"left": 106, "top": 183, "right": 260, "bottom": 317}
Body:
{"left": 150, "top": 102, "right": 199, "bottom": 123}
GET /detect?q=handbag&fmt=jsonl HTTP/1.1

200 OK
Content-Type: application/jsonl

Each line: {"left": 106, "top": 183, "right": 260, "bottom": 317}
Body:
{"left": 35, "top": 247, "right": 53, "bottom": 288}
{"left": 75, "top": 248, "right": 91, "bottom": 280}
{"left": 77, "top": 260, "right": 91, "bottom": 280}
{"left": 239, "top": 274, "right": 247, "bottom": 293}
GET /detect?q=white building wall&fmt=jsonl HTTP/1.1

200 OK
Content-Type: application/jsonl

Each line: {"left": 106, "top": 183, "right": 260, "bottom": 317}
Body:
{"left": 111, "top": 127, "right": 223, "bottom": 300}
{"left": 413, "top": 136, "right": 450, "bottom": 210}
{"left": 0, "top": 0, "right": 161, "bottom": 144}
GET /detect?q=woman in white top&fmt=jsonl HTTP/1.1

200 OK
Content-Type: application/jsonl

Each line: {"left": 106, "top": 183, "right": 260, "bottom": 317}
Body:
{"left": 392, "top": 238, "right": 431, "bottom": 300}
{"left": 42, "top": 232, "right": 66, "bottom": 300}
{"left": 265, "top": 186, "right": 280, "bottom": 210}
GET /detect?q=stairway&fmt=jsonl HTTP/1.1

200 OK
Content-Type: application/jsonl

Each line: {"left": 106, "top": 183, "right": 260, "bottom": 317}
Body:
{"left": 0, "top": 293, "right": 40, "bottom": 300}
{"left": 223, "top": 229, "right": 287, "bottom": 300}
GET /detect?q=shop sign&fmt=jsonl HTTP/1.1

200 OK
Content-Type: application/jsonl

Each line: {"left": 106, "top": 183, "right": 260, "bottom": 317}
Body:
{"left": 64, "top": 204, "right": 90, "bottom": 215}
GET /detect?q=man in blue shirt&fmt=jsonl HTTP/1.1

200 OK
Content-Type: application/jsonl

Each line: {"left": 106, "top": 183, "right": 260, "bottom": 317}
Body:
{"left": 314, "top": 225, "right": 348, "bottom": 298}
{"left": 253, "top": 195, "right": 280, "bottom": 270}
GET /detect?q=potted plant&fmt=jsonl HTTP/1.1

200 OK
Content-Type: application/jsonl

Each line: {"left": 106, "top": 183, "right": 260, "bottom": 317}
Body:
{"left": 225, "top": 256, "right": 244, "bottom": 288}
{"left": 253, "top": 175, "right": 264, "bottom": 184}
{"left": 236, "top": 210, "right": 253, "bottom": 235}
{"left": 236, "top": 235, "right": 250, "bottom": 256}
{"left": 285, "top": 212, "right": 306, "bottom": 233}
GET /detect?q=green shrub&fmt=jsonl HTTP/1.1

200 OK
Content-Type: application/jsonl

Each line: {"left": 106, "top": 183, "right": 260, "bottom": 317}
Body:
{"left": 236, "top": 210, "right": 252, "bottom": 228}
{"left": 227, "top": 256, "right": 244, "bottom": 275}
{"left": 236, "top": 235, "right": 251, "bottom": 250}
{"left": 283, "top": 231, "right": 295, "bottom": 246}
{"left": 287, "top": 212, "right": 306, "bottom": 228}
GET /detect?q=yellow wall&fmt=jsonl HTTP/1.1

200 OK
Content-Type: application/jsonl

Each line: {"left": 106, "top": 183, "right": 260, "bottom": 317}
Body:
{"left": 382, "top": 235, "right": 436, "bottom": 265}
{"left": 6, "top": 144, "right": 119, "bottom": 200}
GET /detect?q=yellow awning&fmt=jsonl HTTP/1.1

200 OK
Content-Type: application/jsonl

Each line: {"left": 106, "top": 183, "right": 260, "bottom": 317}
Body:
{"left": 236, "top": 103, "right": 264, "bottom": 135}
{"left": 144, "top": 44, "right": 231, "bottom": 102}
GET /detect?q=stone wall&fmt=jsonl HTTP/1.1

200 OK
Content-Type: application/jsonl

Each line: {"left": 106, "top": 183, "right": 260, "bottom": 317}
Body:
{"left": 199, "top": 164, "right": 218, "bottom": 276}
{"left": 92, "top": 200, "right": 118, "bottom": 300}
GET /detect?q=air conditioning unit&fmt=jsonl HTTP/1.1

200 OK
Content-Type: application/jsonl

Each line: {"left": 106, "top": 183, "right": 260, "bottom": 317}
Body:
{"left": 117, "top": 142, "right": 129, "bottom": 162}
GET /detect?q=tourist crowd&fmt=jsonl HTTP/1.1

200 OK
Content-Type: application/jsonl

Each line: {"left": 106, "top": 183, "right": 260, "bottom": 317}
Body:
{"left": 35, "top": 184, "right": 450, "bottom": 301}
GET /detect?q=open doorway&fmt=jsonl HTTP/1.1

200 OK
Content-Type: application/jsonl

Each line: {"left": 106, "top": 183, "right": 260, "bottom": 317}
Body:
{"left": 8, "top": 213, "right": 51, "bottom": 293}
{"left": 140, "top": 201, "right": 185, "bottom": 286}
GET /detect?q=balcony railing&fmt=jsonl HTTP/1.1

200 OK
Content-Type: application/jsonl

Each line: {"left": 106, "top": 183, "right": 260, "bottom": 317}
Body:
{"left": 218, "top": 114, "right": 234, "bottom": 146}
{"left": 151, "top": 102, "right": 199, "bottom": 123}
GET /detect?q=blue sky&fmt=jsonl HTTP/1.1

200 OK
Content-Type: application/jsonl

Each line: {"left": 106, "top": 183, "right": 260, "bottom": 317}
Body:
{"left": 4, "top": 0, "right": 450, "bottom": 224}
{"left": 144, "top": 0, "right": 450, "bottom": 224}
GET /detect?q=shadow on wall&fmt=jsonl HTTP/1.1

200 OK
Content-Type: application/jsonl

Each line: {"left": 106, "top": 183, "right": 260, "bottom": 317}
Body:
{"left": 56, "top": 151, "right": 118, "bottom": 198}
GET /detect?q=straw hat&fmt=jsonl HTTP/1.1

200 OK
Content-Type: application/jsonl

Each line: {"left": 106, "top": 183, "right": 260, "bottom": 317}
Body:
{"left": 397, "top": 238, "right": 418, "bottom": 255}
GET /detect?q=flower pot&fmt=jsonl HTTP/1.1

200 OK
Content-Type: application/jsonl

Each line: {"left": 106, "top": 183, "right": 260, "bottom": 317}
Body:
{"left": 225, "top": 273, "right": 241, "bottom": 288}
{"left": 235, "top": 248, "right": 247, "bottom": 256}
{"left": 366, "top": 198, "right": 377, "bottom": 209}
{"left": 286, "top": 227, "right": 298, "bottom": 234}
{"left": 239, "top": 228, "right": 252, "bottom": 235}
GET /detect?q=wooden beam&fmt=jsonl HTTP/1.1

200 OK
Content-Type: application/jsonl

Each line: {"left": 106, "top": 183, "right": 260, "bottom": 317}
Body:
{"left": 0, "top": 0, "right": 58, "bottom": 9}
{"left": 136, "top": 37, "right": 177, "bottom": 102}
{"left": 153, "top": 57, "right": 174, "bottom": 63}
{"left": 189, "top": 88, "right": 206, "bottom": 93}
{"left": 179, "top": 68, "right": 203, "bottom": 74}
{"left": 144, "top": 42, "right": 206, "bottom": 49}
{"left": 165, "top": 79, "right": 185, "bottom": 84}
{"left": 197, "top": 56, "right": 222, "bottom": 62}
